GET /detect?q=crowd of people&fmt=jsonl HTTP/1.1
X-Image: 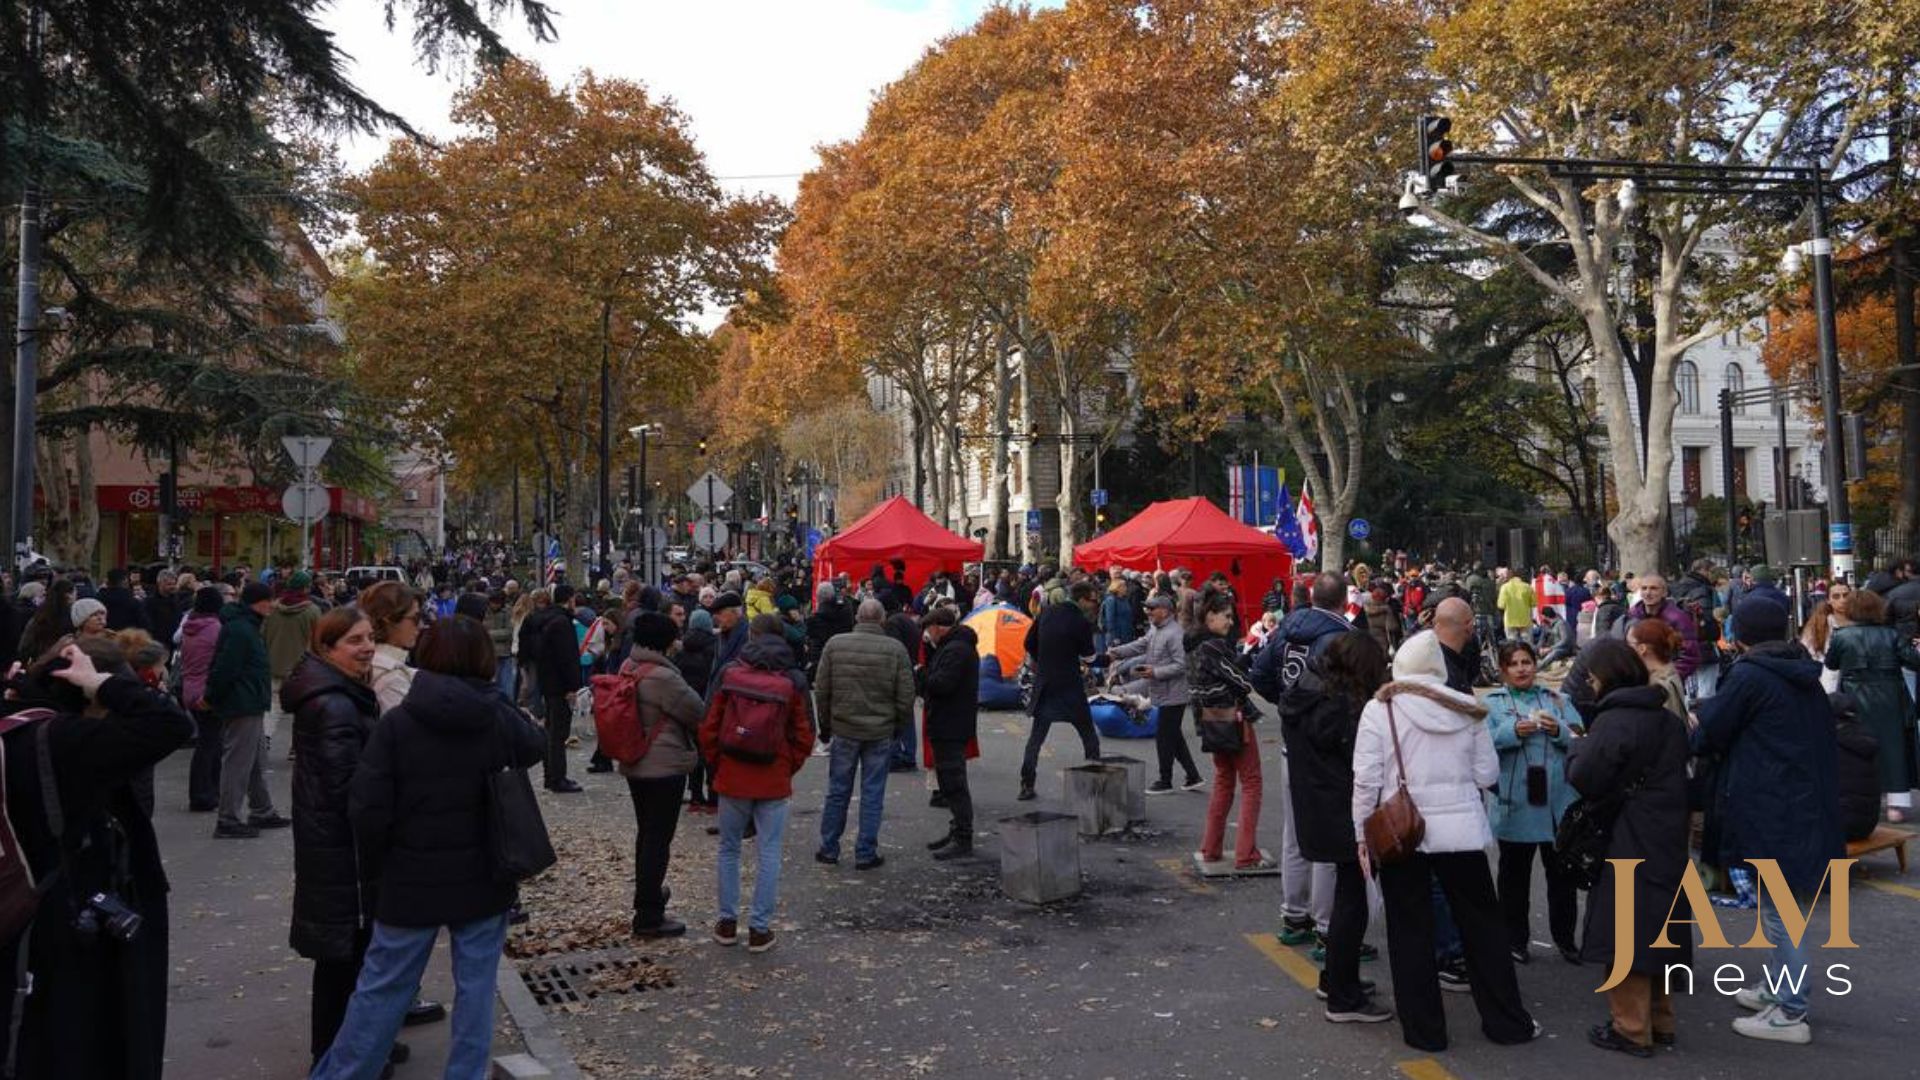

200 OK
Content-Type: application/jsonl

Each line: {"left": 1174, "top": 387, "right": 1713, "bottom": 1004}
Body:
{"left": 0, "top": 547, "right": 1913, "bottom": 1075}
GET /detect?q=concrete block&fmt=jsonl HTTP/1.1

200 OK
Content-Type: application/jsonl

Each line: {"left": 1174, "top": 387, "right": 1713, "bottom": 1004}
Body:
{"left": 999, "top": 810, "right": 1082, "bottom": 904}
{"left": 493, "top": 1054, "right": 555, "bottom": 1080}
{"left": 1098, "top": 753, "right": 1147, "bottom": 822}
{"left": 1062, "top": 763, "right": 1129, "bottom": 836}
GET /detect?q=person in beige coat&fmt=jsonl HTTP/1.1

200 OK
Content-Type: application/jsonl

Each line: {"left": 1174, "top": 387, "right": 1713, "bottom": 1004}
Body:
{"left": 620, "top": 612, "right": 707, "bottom": 938}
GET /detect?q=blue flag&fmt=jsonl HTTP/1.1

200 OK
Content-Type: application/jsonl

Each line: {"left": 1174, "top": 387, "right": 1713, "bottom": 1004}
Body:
{"left": 1273, "top": 481, "right": 1308, "bottom": 559}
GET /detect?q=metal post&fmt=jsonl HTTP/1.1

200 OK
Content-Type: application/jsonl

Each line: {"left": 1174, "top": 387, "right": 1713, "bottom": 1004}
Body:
{"left": 1810, "top": 174, "right": 1853, "bottom": 581}
{"left": 1776, "top": 390, "right": 1790, "bottom": 509}
{"left": 1719, "top": 388, "right": 1737, "bottom": 557}
{"left": 637, "top": 427, "right": 649, "bottom": 585}
{"left": 511, "top": 463, "right": 521, "bottom": 546}
{"left": 598, "top": 301, "right": 612, "bottom": 581}
{"left": 10, "top": 6, "right": 44, "bottom": 573}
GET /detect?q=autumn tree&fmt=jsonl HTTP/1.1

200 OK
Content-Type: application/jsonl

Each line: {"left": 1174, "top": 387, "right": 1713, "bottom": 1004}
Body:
{"left": 1416, "top": 0, "right": 1905, "bottom": 574}
{"left": 341, "top": 60, "right": 782, "bottom": 553}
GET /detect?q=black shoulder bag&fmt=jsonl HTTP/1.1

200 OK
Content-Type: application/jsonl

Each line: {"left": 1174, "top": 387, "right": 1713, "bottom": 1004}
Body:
{"left": 484, "top": 713, "right": 556, "bottom": 883}
{"left": 1554, "top": 765, "right": 1648, "bottom": 891}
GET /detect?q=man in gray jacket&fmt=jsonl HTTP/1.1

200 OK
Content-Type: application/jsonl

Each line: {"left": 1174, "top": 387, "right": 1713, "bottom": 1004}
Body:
{"left": 1109, "top": 595, "right": 1203, "bottom": 793}
{"left": 813, "top": 599, "right": 915, "bottom": 870}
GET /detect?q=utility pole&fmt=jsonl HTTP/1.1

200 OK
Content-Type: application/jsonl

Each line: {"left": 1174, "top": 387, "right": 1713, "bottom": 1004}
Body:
{"left": 1808, "top": 175, "right": 1852, "bottom": 581}
{"left": 11, "top": 5, "right": 47, "bottom": 572}
{"left": 598, "top": 300, "right": 613, "bottom": 581}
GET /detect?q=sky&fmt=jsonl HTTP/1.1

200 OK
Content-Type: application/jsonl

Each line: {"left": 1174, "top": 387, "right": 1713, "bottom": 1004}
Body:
{"left": 318, "top": 0, "right": 1036, "bottom": 205}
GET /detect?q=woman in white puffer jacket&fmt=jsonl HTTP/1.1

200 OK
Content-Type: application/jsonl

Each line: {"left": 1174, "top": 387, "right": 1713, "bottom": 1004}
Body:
{"left": 1351, "top": 630, "right": 1538, "bottom": 1053}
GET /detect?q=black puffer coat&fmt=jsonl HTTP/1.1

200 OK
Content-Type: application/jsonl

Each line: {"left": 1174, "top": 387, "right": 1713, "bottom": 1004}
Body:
{"left": 284, "top": 652, "right": 380, "bottom": 961}
{"left": 1832, "top": 698, "right": 1882, "bottom": 842}
{"left": 1569, "top": 685, "right": 1693, "bottom": 976}
{"left": 675, "top": 626, "right": 717, "bottom": 697}
{"left": 922, "top": 624, "right": 980, "bottom": 743}
{"left": 352, "top": 671, "right": 545, "bottom": 927}
{"left": 1278, "top": 666, "right": 1362, "bottom": 863}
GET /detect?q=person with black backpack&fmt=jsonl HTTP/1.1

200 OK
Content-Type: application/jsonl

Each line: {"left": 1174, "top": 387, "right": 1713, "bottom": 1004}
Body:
{"left": 0, "top": 636, "right": 193, "bottom": 1080}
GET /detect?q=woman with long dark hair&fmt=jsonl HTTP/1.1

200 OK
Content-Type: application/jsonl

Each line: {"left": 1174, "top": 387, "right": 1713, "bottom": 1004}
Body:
{"left": 1189, "top": 594, "right": 1268, "bottom": 870}
{"left": 1570, "top": 638, "right": 1691, "bottom": 1057}
{"left": 1280, "top": 630, "right": 1391, "bottom": 1023}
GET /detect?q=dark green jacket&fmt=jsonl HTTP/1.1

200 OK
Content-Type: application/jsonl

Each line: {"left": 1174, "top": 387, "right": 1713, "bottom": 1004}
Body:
{"left": 207, "top": 603, "right": 272, "bottom": 718}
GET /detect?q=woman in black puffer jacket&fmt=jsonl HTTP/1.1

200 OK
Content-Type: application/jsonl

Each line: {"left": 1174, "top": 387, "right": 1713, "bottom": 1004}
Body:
{"left": 282, "top": 605, "right": 381, "bottom": 1067}
{"left": 313, "top": 616, "right": 545, "bottom": 1077}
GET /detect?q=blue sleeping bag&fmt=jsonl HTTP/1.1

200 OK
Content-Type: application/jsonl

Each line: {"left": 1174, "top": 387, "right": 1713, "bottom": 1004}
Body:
{"left": 1091, "top": 700, "right": 1158, "bottom": 739}
{"left": 979, "top": 656, "right": 1024, "bottom": 709}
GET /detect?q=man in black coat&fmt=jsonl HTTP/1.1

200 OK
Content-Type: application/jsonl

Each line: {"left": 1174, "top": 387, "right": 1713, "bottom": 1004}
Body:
{"left": 1692, "top": 597, "right": 1842, "bottom": 1046}
{"left": 1017, "top": 581, "right": 1100, "bottom": 801}
{"left": 529, "top": 584, "right": 586, "bottom": 793}
{"left": 920, "top": 608, "right": 979, "bottom": 858}
{"left": 883, "top": 600, "right": 925, "bottom": 772}
{"left": 97, "top": 567, "right": 150, "bottom": 633}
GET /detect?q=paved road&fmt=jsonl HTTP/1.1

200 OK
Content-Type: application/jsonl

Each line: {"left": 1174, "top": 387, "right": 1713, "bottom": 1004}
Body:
{"left": 505, "top": 699, "right": 1918, "bottom": 1080}
{"left": 145, "top": 698, "right": 1918, "bottom": 1079}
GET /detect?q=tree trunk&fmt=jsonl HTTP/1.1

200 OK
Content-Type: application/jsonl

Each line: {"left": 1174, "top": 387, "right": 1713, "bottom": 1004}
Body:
{"left": 1896, "top": 231, "right": 1919, "bottom": 547}
{"left": 37, "top": 429, "right": 96, "bottom": 568}
{"left": 1055, "top": 406, "right": 1079, "bottom": 568}
{"left": 987, "top": 335, "right": 1011, "bottom": 559}
{"left": 909, "top": 398, "right": 926, "bottom": 508}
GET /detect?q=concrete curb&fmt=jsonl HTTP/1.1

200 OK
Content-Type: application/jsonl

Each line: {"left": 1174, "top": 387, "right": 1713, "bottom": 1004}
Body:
{"left": 494, "top": 956, "right": 585, "bottom": 1080}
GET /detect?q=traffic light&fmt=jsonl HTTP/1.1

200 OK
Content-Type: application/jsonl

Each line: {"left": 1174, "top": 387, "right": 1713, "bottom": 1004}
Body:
{"left": 1095, "top": 509, "right": 1107, "bottom": 527}
{"left": 697, "top": 437, "right": 708, "bottom": 456}
{"left": 787, "top": 503, "right": 799, "bottom": 522}
{"left": 1418, "top": 115, "right": 1455, "bottom": 192}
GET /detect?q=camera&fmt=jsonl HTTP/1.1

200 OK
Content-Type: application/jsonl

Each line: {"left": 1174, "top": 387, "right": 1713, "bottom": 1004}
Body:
{"left": 73, "top": 891, "right": 143, "bottom": 945}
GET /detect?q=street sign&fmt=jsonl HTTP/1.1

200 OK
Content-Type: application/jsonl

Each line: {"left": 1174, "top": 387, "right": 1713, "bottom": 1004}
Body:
{"left": 280, "top": 436, "right": 333, "bottom": 470}
{"left": 280, "top": 481, "right": 329, "bottom": 525}
{"left": 1090, "top": 488, "right": 1109, "bottom": 509}
{"left": 693, "top": 518, "right": 730, "bottom": 552}
{"left": 687, "top": 472, "right": 734, "bottom": 512}
{"left": 1026, "top": 509, "right": 1043, "bottom": 533}
{"left": 805, "top": 527, "right": 823, "bottom": 561}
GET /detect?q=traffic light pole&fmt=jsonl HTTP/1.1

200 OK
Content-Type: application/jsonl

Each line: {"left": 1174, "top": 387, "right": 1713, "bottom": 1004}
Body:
{"left": 1415, "top": 119, "right": 1856, "bottom": 579}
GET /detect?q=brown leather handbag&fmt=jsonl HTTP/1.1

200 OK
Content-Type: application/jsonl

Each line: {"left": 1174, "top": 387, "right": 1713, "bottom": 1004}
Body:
{"left": 1363, "top": 700, "right": 1426, "bottom": 865}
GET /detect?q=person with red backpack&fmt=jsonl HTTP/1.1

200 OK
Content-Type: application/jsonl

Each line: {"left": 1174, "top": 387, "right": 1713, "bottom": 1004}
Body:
{"left": 698, "top": 615, "right": 815, "bottom": 952}
{"left": 604, "top": 612, "right": 706, "bottom": 939}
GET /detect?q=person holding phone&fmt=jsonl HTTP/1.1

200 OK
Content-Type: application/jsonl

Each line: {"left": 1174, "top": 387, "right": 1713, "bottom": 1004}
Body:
{"left": 1107, "top": 595, "right": 1201, "bottom": 794}
{"left": 1484, "top": 640, "right": 1582, "bottom": 966}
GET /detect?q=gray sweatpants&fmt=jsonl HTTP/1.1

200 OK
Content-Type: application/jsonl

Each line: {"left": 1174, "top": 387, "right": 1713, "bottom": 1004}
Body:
{"left": 217, "top": 713, "right": 276, "bottom": 828}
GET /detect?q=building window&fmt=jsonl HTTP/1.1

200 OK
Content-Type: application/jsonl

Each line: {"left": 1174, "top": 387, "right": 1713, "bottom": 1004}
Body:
{"left": 1681, "top": 446, "right": 1703, "bottom": 505}
{"left": 1676, "top": 361, "right": 1700, "bottom": 416}
{"left": 1725, "top": 363, "right": 1745, "bottom": 414}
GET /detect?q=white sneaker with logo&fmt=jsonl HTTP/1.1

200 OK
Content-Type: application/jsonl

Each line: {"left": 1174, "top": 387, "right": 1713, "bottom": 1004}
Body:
{"left": 1732, "top": 1004, "right": 1811, "bottom": 1045}
{"left": 1735, "top": 986, "right": 1781, "bottom": 1012}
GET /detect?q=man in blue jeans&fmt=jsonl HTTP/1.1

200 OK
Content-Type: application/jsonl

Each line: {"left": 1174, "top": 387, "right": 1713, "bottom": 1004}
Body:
{"left": 812, "top": 599, "right": 916, "bottom": 870}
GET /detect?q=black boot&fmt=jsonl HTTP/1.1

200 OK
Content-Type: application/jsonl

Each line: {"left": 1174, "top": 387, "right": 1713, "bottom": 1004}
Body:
{"left": 932, "top": 833, "right": 973, "bottom": 861}
{"left": 927, "top": 831, "right": 955, "bottom": 851}
{"left": 1017, "top": 782, "right": 1036, "bottom": 801}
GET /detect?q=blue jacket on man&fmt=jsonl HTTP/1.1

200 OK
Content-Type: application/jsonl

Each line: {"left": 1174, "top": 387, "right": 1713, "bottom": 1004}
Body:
{"left": 1250, "top": 606, "right": 1350, "bottom": 704}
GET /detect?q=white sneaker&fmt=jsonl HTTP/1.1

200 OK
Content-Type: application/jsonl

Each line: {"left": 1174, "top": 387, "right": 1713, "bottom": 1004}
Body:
{"left": 1733, "top": 1004, "right": 1811, "bottom": 1045}
{"left": 1735, "top": 986, "right": 1781, "bottom": 1012}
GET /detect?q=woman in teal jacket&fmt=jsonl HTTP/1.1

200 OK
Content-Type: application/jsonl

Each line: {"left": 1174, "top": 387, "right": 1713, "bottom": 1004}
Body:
{"left": 1485, "top": 639, "right": 1583, "bottom": 964}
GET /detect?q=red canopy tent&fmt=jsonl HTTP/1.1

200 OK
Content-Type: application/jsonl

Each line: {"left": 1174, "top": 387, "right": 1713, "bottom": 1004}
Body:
{"left": 1072, "top": 497, "right": 1294, "bottom": 631}
{"left": 812, "top": 497, "right": 984, "bottom": 597}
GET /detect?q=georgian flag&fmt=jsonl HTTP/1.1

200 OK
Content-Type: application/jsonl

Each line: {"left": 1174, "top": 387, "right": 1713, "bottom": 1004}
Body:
{"left": 1296, "top": 481, "right": 1320, "bottom": 562}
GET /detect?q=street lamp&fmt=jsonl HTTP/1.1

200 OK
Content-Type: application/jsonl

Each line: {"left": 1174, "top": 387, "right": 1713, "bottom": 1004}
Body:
{"left": 629, "top": 423, "right": 659, "bottom": 584}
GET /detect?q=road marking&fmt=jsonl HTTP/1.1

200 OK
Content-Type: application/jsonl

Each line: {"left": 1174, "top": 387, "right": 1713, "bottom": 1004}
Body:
{"left": 1861, "top": 878, "right": 1920, "bottom": 901}
{"left": 1242, "top": 931, "right": 1317, "bottom": 990}
{"left": 1397, "top": 1058, "right": 1460, "bottom": 1080}
{"left": 1154, "top": 856, "right": 1216, "bottom": 895}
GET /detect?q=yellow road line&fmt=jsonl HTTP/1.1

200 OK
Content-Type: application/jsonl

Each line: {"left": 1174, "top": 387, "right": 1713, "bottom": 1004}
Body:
{"left": 1154, "top": 856, "right": 1216, "bottom": 895}
{"left": 1242, "top": 931, "right": 1318, "bottom": 990}
{"left": 1397, "top": 1058, "right": 1460, "bottom": 1080}
{"left": 1861, "top": 878, "right": 1920, "bottom": 901}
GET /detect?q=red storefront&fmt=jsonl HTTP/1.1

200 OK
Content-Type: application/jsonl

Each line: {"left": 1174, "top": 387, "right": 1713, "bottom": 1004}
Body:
{"left": 96, "top": 484, "right": 377, "bottom": 572}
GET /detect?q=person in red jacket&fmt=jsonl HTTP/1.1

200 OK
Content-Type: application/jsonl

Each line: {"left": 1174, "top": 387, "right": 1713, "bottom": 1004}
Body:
{"left": 698, "top": 623, "right": 815, "bottom": 953}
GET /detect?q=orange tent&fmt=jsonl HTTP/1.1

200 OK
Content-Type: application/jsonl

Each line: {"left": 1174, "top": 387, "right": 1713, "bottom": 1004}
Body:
{"left": 1073, "top": 497, "right": 1294, "bottom": 631}
{"left": 812, "top": 497, "right": 984, "bottom": 596}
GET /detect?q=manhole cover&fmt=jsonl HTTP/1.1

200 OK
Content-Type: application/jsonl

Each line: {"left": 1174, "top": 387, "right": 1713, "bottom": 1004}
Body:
{"left": 518, "top": 950, "right": 677, "bottom": 1008}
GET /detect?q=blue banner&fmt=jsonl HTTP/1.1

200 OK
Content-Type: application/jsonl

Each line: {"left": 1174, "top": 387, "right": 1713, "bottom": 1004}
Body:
{"left": 1227, "top": 466, "right": 1284, "bottom": 525}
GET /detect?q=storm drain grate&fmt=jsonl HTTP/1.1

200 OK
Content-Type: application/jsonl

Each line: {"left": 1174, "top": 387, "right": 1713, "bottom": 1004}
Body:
{"left": 518, "top": 951, "right": 678, "bottom": 1008}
